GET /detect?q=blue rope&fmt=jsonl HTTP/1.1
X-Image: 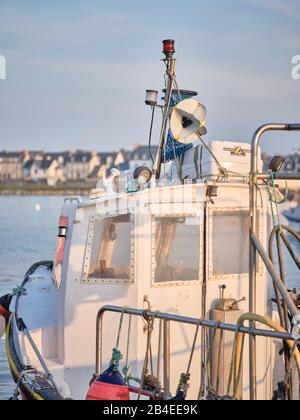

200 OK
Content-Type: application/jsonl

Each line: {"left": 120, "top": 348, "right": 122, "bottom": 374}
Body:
{"left": 161, "top": 90, "right": 195, "bottom": 163}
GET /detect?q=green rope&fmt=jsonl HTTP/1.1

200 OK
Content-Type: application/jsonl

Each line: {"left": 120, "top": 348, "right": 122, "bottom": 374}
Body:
{"left": 12, "top": 285, "right": 26, "bottom": 296}
{"left": 266, "top": 171, "right": 281, "bottom": 228}
{"left": 109, "top": 348, "right": 123, "bottom": 372}
{"left": 122, "top": 315, "right": 134, "bottom": 384}
{"left": 109, "top": 310, "right": 126, "bottom": 371}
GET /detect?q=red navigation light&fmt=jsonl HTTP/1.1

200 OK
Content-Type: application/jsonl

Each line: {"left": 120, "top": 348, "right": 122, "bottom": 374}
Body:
{"left": 162, "top": 39, "right": 175, "bottom": 57}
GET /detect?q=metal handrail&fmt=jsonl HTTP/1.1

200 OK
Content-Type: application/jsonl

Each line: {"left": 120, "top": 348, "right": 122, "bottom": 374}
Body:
{"left": 249, "top": 123, "right": 300, "bottom": 400}
{"left": 95, "top": 305, "right": 296, "bottom": 397}
{"left": 250, "top": 123, "right": 300, "bottom": 325}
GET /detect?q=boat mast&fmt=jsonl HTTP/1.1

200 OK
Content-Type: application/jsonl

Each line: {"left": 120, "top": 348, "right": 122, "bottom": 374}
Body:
{"left": 152, "top": 40, "right": 176, "bottom": 181}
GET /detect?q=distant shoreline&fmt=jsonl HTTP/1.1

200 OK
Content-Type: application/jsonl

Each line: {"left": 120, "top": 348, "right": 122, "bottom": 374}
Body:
{"left": 0, "top": 190, "right": 91, "bottom": 196}
{"left": 0, "top": 183, "right": 93, "bottom": 196}
{"left": 1, "top": 181, "right": 299, "bottom": 198}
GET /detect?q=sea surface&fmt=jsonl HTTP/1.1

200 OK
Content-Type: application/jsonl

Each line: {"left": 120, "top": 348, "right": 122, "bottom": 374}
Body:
{"left": 0, "top": 196, "right": 63, "bottom": 400}
{"left": 0, "top": 197, "right": 299, "bottom": 400}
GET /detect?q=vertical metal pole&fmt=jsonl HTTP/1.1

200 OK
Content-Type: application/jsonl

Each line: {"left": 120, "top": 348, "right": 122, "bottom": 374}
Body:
{"left": 96, "top": 311, "right": 103, "bottom": 375}
{"left": 249, "top": 123, "right": 289, "bottom": 400}
{"left": 163, "top": 320, "right": 171, "bottom": 394}
{"left": 200, "top": 203, "right": 208, "bottom": 398}
{"left": 152, "top": 57, "right": 176, "bottom": 180}
{"left": 249, "top": 162, "right": 257, "bottom": 401}
{"left": 275, "top": 231, "right": 293, "bottom": 400}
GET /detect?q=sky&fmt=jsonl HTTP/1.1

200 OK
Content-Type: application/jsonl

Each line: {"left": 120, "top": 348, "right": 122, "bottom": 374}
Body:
{"left": 0, "top": 0, "right": 299, "bottom": 155}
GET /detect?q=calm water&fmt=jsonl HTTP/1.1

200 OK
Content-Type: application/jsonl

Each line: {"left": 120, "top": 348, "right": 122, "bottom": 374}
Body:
{"left": 0, "top": 197, "right": 299, "bottom": 400}
{"left": 0, "top": 196, "right": 63, "bottom": 400}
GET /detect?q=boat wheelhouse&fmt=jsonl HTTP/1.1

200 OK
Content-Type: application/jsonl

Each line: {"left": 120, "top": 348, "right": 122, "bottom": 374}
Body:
{"left": 2, "top": 40, "right": 300, "bottom": 401}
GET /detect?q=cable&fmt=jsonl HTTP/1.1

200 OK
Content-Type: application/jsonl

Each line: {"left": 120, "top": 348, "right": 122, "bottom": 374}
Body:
{"left": 232, "top": 313, "right": 300, "bottom": 400}
{"left": 196, "top": 133, "right": 227, "bottom": 179}
{"left": 148, "top": 106, "right": 155, "bottom": 164}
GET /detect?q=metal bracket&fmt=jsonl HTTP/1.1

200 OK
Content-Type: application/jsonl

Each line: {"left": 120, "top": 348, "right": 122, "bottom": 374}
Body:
{"left": 291, "top": 315, "right": 300, "bottom": 340}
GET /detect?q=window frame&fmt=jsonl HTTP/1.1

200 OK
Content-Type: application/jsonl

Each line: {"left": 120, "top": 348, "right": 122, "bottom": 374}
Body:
{"left": 82, "top": 211, "right": 135, "bottom": 285}
{"left": 151, "top": 213, "right": 203, "bottom": 288}
{"left": 208, "top": 206, "right": 263, "bottom": 282}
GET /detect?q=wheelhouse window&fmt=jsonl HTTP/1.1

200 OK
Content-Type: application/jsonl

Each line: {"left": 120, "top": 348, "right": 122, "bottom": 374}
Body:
{"left": 154, "top": 216, "right": 200, "bottom": 283}
{"left": 83, "top": 214, "right": 133, "bottom": 283}
{"left": 212, "top": 210, "right": 252, "bottom": 275}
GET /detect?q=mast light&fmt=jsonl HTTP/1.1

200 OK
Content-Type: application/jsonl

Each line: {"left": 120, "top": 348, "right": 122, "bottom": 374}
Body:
{"left": 145, "top": 90, "right": 158, "bottom": 107}
{"left": 162, "top": 39, "right": 175, "bottom": 58}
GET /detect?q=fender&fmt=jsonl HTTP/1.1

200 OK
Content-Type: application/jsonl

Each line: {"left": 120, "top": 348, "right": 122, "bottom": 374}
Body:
{"left": 53, "top": 215, "right": 69, "bottom": 289}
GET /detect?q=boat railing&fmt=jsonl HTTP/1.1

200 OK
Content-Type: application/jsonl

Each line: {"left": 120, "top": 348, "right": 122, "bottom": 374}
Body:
{"left": 249, "top": 123, "right": 300, "bottom": 399}
{"left": 95, "top": 305, "right": 297, "bottom": 399}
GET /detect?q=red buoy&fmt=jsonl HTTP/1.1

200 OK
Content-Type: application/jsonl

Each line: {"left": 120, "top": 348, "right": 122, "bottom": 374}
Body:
{"left": 86, "top": 381, "right": 130, "bottom": 401}
{"left": 0, "top": 305, "right": 9, "bottom": 322}
{"left": 0, "top": 294, "right": 11, "bottom": 338}
{"left": 86, "top": 365, "right": 130, "bottom": 401}
{"left": 0, "top": 294, "right": 11, "bottom": 323}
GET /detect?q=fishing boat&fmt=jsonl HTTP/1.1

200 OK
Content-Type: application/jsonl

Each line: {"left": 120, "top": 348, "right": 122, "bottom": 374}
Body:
{"left": 1, "top": 40, "right": 300, "bottom": 401}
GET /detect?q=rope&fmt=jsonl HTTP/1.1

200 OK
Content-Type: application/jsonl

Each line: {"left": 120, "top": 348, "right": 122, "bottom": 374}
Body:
{"left": 198, "top": 321, "right": 223, "bottom": 400}
{"left": 198, "top": 322, "right": 242, "bottom": 401}
{"left": 174, "top": 319, "right": 202, "bottom": 400}
{"left": 138, "top": 317, "right": 155, "bottom": 400}
{"left": 148, "top": 107, "right": 155, "bottom": 164}
{"left": 272, "top": 341, "right": 298, "bottom": 400}
{"left": 198, "top": 326, "right": 210, "bottom": 399}
{"left": 266, "top": 170, "right": 288, "bottom": 228}
{"left": 266, "top": 171, "right": 281, "bottom": 228}
{"left": 139, "top": 312, "right": 163, "bottom": 397}
{"left": 187, "top": 320, "right": 201, "bottom": 374}
{"left": 279, "top": 339, "right": 298, "bottom": 400}
{"left": 110, "top": 309, "right": 126, "bottom": 371}
{"left": 125, "top": 315, "right": 132, "bottom": 367}
{"left": 12, "top": 285, "right": 26, "bottom": 297}
{"left": 11, "top": 368, "right": 37, "bottom": 400}
{"left": 122, "top": 315, "right": 133, "bottom": 384}
{"left": 196, "top": 134, "right": 227, "bottom": 180}
{"left": 116, "top": 309, "right": 126, "bottom": 349}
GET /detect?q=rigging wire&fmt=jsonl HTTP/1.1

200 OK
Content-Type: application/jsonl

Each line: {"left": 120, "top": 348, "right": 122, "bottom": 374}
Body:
{"left": 148, "top": 106, "right": 155, "bottom": 165}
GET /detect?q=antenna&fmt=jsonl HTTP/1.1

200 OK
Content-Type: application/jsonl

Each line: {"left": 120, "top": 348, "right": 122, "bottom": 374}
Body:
{"left": 150, "top": 39, "right": 177, "bottom": 182}
{"left": 170, "top": 98, "right": 207, "bottom": 144}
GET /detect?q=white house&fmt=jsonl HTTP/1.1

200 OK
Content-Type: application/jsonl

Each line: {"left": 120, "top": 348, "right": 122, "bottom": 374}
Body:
{"left": 65, "top": 151, "right": 100, "bottom": 181}
{"left": 0, "top": 151, "right": 28, "bottom": 181}
{"left": 25, "top": 156, "right": 63, "bottom": 186}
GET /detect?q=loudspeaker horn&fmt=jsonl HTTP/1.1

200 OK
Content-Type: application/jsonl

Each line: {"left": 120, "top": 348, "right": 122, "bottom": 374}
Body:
{"left": 170, "top": 98, "right": 207, "bottom": 144}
